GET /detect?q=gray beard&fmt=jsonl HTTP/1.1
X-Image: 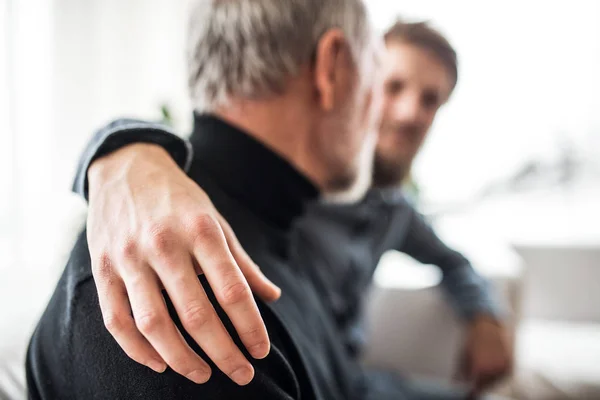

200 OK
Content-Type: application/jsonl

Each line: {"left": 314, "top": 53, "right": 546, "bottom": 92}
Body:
{"left": 323, "top": 131, "right": 377, "bottom": 204}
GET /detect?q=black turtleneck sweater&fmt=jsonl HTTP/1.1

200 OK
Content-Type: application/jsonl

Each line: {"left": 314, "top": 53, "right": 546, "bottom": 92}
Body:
{"left": 26, "top": 115, "right": 368, "bottom": 400}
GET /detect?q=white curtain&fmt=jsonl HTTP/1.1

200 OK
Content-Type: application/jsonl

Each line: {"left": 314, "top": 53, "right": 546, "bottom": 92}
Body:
{"left": 0, "top": 0, "right": 56, "bottom": 271}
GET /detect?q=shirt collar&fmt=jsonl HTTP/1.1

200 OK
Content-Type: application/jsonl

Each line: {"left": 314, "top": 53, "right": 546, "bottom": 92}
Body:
{"left": 189, "top": 113, "right": 319, "bottom": 231}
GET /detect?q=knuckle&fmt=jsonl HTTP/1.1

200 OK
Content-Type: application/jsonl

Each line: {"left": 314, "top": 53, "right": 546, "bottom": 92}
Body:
{"left": 117, "top": 237, "right": 139, "bottom": 261}
{"left": 145, "top": 223, "right": 176, "bottom": 256}
{"left": 93, "top": 252, "right": 113, "bottom": 278}
{"left": 103, "top": 312, "right": 128, "bottom": 334}
{"left": 136, "top": 311, "right": 166, "bottom": 335}
{"left": 218, "top": 352, "right": 241, "bottom": 371}
{"left": 213, "top": 260, "right": 239, "bottom": 276}
{"left": 166, "top": 355, "right": 190, "bottom": 371}
{"left": 219, "top": 281, "right": 251, "bottom": 306}
{"left": 169, "top": 357, "right": 200, "bottom": 377}
{"left": 240, "top": 326, "right": 265, "bottom": 346}
{"left": 190, "top": 214, "right": 219, "bottom": 240}
{"left": 240, "top": 326, "right": 264, "bottom": 341}
{"left": 181, "top": 302, "right": 212, "bottom": 331}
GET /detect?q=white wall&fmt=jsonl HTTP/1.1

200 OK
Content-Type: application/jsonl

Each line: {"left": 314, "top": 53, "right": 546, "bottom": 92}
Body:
{"left": 369, "top": 0, "right": 600, "bottom": 203}
{"left": 52, "top": 0, "right": 192, "bottom": 192}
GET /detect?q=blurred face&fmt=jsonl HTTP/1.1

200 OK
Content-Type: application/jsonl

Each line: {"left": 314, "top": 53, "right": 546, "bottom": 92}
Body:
{"left": 312, "top": 30, "right": 385, "bottom": 198}
{"left": 373, "top": 41, "right": 454, "bottom": 187}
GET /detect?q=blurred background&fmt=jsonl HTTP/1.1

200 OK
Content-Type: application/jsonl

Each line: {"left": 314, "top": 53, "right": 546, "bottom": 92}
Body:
{"left": 1, "top": 0, "right": 599, "bottom": 399}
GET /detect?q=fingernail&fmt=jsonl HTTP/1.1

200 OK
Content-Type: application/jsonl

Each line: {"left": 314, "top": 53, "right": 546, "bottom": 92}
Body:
{"left": 148, "top": 360, "right": 167, "bottom": 373}
{"left": 187, "top": 369, "right": 210, "bottom": 384}
{"left": 231, "top": 366, "right": 254, "bottom": 386}
{"left": 249, "top": 342, "right": 270, "bottom": 359}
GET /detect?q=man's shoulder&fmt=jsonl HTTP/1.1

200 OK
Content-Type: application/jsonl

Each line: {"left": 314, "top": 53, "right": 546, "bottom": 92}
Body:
{"left": 28, "top": 257, "right": 306, "bottom": 399}
{"left": 27, "top": 220, "right": 310, "bottom": 398}
{"left": 39, "top": 228, "right": 94, "bottom": 294}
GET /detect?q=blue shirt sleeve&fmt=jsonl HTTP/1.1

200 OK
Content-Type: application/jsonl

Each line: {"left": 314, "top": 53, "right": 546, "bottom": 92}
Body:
{"left": 72, "top": 118, "right": 193, "bottom": 200}
{"left": 396, "top": 205, "right": 504, "bottom": 322}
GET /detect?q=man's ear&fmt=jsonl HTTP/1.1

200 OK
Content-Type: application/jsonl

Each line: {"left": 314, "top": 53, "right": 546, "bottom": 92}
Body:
{"left": 313, "top": 29, "right": 351, "bottom": 112}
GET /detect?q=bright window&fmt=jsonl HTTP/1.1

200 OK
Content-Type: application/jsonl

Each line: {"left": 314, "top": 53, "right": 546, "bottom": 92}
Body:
{"left": 0, "top": 0, "right": 15, "bottom": 269}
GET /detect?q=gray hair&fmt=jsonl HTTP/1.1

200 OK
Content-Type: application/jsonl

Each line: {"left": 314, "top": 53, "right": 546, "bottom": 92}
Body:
{"left": 187, "top": 0, "right": 371, "bottom": 113}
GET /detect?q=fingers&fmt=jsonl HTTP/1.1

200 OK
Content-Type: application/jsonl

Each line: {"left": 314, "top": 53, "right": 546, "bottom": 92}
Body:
{"left": 472, "top": 372, "right": 500, "bottom": 396}
{"left": 86, "top": 144, "right": 275, "bottom": 385}
{"left": 188, "top": 215, "right": 271, "bottom": 361}
{"left": 469, "top": 356, "right": 511, "bottom": 394}
{"left": 122, "top": 263, "right": 212, "bottom": 384}
{"left": 93, "top": 255, "right": 166, "bottom": 373}
{"left": 149, "top": 240, "right": 256, "bottom": 386}
{"left": 217, "top": 214, "right": 281, "bottom": 302}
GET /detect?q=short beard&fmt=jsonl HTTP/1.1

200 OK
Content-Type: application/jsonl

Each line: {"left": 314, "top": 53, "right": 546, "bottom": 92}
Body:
{"left": 372, "top": 152, "right": 410, "bottom": 188}
{"left": 323, "top": 131, "right": 377, "bottom": 204}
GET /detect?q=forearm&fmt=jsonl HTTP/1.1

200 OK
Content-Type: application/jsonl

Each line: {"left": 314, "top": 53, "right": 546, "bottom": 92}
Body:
{"left": 439, "top": 263, "right": 502, "bottom": 322}
{"left": 398, "top": 208, "right": 503, "bottom": 322}
{"left": 72, "top": 118, "right": 192, "bottom": 200}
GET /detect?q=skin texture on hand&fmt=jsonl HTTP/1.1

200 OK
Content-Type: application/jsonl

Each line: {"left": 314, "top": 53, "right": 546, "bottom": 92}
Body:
{"left": 459, "top": 314, "right": 513, "bottom": 397}
{"left": 87, "top": 143, "right": 281, "bottom": 386}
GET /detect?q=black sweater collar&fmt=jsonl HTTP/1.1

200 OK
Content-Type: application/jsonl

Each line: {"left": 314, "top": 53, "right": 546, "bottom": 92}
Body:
{"left": 189, "top": 114, "right": 319, "bottom": 231}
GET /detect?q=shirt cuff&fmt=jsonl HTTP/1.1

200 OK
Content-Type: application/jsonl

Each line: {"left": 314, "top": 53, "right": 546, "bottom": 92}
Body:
{"left": 72, "top": 119, "right": 193, "bottom": 201}
{"left": 458, "top": 280, "right": 506, "bottom": 323}
{"left": 441, "top": 264, "right": 506, "bottom": 323}
{"left": 462, "top": 300, "right": 505, "bottom": 323}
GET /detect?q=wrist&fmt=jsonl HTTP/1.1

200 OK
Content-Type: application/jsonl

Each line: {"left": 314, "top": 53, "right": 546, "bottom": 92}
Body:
{"left": 470, "top": 313, "right": 503, "bottom": 329}
{"left": 88, "top": 143, "right": 172, "bottom": 187}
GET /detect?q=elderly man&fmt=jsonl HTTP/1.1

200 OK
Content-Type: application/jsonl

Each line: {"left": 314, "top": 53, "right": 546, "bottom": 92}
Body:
{"left": 27, "top": 0, "right": 385, "bottom": 399}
